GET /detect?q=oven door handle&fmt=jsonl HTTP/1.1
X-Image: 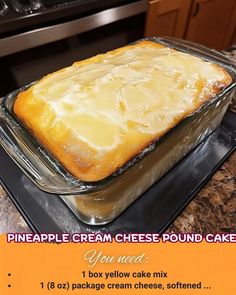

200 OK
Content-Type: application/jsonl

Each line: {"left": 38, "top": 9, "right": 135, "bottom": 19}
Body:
{"left": 0, "top": 0, "right": 147, "bottom": 57}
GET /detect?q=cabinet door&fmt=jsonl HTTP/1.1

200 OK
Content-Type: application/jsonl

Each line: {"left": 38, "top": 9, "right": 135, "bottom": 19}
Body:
{"left": 145, "top": 0, "right": 192, "bottom": 38}
{"left": 186, "top": 0, "right": 236, "bottom": 50}
{"left": 221, "top": 1, "right": 236, "bottom": 48}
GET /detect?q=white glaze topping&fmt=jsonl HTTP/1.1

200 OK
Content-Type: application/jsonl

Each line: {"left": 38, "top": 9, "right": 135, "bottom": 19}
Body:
{"left": 33, "top": 46, "right": 227, "bottom": 149}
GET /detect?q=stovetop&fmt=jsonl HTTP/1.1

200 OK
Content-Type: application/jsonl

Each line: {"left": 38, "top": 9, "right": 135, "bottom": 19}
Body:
{"left": 0, "top": 0, "right": 138, "bottom": 35}
{"left": 5, "top": 0, "right": 95, "bottom": 13}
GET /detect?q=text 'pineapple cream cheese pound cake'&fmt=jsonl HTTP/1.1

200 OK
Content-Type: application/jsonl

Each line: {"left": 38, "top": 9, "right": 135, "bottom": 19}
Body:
{"left": 13, "top": 40, "right": 232, "bottom": 182}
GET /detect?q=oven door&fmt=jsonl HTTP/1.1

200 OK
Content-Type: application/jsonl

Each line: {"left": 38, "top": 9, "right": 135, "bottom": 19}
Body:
{"left": 0, "top": 0, "right": 147, "bottom": 96}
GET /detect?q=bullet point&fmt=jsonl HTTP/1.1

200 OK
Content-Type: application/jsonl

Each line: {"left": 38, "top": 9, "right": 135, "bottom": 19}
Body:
{"left": 8, "top": 273, "right": 11, "bottom": 276}
{"left": 8, "top": 284, "right": 11, "bottom": 288}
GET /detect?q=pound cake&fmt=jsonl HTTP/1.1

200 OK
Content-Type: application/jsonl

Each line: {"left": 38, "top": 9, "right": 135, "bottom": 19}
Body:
{"left": 13, "top": 40, "right": 232, "bottom": 181}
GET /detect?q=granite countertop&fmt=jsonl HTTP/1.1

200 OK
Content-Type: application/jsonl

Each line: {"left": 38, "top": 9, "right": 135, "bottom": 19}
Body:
{"left": 167, "top": 151, "right": 236, "bottom": 233}
{"left": 0, "top": 49, "right": 236, "bottom": 234}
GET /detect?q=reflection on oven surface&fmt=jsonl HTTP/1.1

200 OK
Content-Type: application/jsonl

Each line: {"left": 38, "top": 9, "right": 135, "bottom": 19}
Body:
{"left": 10, "top": 0, "right": 43, "bottom": 12}
{"left": 0, "top": 0, "right": 141, "bottom": 35}
{"left": 0, "top": 0, "right": 8, "bottom": 16}
{"left": 0, "top": 0, "right": 146, "bottom": 96}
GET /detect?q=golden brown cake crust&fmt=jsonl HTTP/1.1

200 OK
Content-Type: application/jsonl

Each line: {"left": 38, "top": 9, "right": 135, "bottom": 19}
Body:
{"left": 13, "top": 41, "right": 232, "bottom": 181}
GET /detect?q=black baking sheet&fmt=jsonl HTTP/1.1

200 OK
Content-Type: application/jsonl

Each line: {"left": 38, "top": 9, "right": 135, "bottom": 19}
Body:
{"left": 0, "top": 110, "right": 235, "bottom": 234}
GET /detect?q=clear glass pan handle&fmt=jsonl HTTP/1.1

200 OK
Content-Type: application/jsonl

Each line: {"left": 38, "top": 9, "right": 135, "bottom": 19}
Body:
{"left": 157, "top": 37, "right": 236, "bottom": 69}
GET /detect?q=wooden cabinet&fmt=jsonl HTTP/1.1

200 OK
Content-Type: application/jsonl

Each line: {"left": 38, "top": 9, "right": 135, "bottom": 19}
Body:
{"left": 145, "top": 0, "right": 236, "bottom": 50}
{"left": 145, "top": 0, "right": 192, "bottom": 38}
{"left": 185, "top": 0, "right": 236, "bottom": 50}
{"left": 221, "top": 0, "right": 236, "bottom": 48}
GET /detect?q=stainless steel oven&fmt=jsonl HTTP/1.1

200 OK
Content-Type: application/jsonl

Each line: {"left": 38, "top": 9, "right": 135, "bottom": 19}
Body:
{"left": 0, "top": 0, "right": 147, "bottom": 96}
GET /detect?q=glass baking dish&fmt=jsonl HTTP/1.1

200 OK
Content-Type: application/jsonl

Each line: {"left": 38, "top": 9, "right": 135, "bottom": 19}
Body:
{"left": 0, "top": 37, "right": 235, "bottom": 225}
